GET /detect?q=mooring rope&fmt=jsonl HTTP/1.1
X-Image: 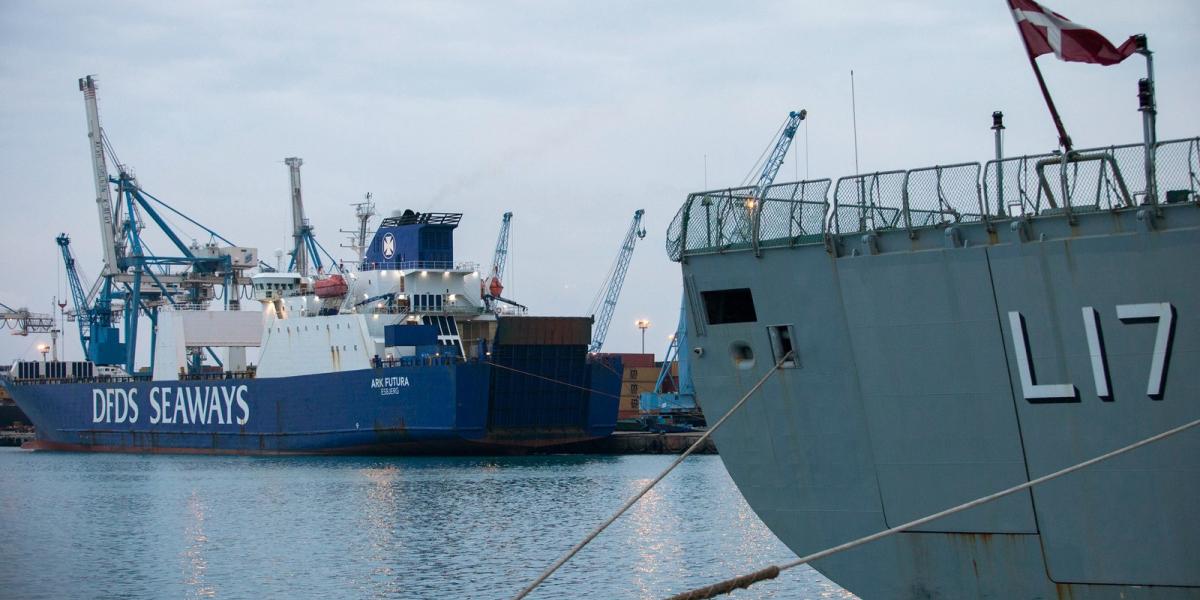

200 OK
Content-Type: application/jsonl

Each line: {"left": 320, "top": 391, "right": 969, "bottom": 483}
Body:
{"left": 665, "top": 415, "right": 1200, "bottom": 600}
{"left": 486, "top": 361, "right": 621, "bottom": 400}
{"left": 512, "top": 351, "right": 793, "bottom": 600}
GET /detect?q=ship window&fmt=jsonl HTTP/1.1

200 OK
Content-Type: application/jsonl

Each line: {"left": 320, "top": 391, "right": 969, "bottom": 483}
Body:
{"left": 767, "top": 325, "right": 798, "bottom": 368}
{"left": 702, "top": 288, "right": 758, "bottom": 324}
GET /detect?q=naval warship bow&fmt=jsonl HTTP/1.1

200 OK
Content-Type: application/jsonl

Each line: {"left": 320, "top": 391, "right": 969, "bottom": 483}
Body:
{"left": 664, "top": 5, "right": 1197, "bottom": 596}
{"left": 665, "top": 106, "right": 1199, "bottom": 600}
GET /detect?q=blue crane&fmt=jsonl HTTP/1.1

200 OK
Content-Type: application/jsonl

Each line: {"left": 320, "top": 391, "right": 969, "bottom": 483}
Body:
{"left": 747, "top": 109, "right": 806, "bottom": 257}
{"left": 482, "top": 212, "right": 513, "bottom": 311}
{"left": 587, "top": 209, "right": 646, "bottom": 353}
{"left": 638, "top": 296, "right": 695, "bottom": 416}
{"left": 56, "top": 233, "right": 123, "bottom": 363}
{"left": 58, "top": 76, "right": 254, "bottom": 375}
{"left": 640, "top": 109, "right": 806, "bottom": 426}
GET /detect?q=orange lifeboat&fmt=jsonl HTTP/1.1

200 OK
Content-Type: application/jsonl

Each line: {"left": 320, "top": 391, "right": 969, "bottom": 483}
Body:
{"left": 314, "top": 274, "right": 348, "bottom": 298}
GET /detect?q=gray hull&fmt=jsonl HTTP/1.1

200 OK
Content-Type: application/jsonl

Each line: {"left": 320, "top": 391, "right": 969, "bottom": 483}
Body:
{"left": 672, "top": 141, "right": 1199, "bottom": 598}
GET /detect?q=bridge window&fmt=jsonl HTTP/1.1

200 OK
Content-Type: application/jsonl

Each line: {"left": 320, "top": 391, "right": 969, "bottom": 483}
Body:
{"left": 702, "top": 288, "right": 758, "bottom": 324}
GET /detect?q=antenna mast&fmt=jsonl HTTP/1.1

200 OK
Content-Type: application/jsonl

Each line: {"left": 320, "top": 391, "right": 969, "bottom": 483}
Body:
{"left": 341, "top": 193, "right": 376, "bottom": 264}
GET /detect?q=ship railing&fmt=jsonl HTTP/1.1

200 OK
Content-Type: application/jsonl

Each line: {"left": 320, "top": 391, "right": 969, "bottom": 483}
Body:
{"left": 667, "top": 181, "right": 830, "bottom": 260}
{"left": 362, "top": 260, "right": 478, "bottom": 272}
{"left": 179, "top": 370, "right": 256, "bottom": 381}
{"left": 830, "top": 163, "right": 984, "bottom": 238}
{"left": 5, "top": 374, "right": 149, "bottom": 385}
{"left": 163, "top": 302, "right": 237, "bottom": 312}
{"left": 668, "top": 136, "right": 1199, "bottom": 260}
{"left": 983, "top": 137, "right": 1199, "bottom": 217}
{"left": 377, "top": 355, "right": 464, "bottom": 368}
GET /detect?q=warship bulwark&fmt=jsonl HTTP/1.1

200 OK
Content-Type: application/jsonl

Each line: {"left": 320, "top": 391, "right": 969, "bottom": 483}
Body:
{"left": 668, "top": 137, "right": 1199, "bottom": 598}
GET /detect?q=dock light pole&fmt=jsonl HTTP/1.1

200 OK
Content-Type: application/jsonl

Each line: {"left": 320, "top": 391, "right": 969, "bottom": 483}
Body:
{"left": 636, "top": 319, "right": 650, "bottom": 354}
{"left": 38, "top": 343, "right": 50, "bottom": 372}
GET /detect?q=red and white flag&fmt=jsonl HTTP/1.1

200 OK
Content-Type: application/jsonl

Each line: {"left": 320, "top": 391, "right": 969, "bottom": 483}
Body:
{"left": 1008, "top": 0, "right": 1140, "bottom": 65}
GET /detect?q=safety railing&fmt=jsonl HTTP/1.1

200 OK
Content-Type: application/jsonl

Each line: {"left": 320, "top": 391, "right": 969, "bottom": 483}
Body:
{"left": 983, "top": 137, "right": 1200, "bottom": 217}
{"left": 668, "top": 136, "right": 1199, "bottom": 261}
{"left": 754, "top": 179, "right": 832, "bottom": 252}
{"left": 830, "top": 170, "right": 906, "bottom": 235}
{"left": 666, "top": 182, "right": 829, "bottom": 261}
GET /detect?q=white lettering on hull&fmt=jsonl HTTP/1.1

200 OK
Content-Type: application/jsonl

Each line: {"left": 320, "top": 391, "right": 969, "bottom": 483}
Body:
{"left": 370, "top": 376, "right": 411, "bottom": 396}
{"left": 92, "top": 384, "right": 250, "bottom": 426}
{"left": 1009, "top": 302, "right": 1177, "bottom": 403}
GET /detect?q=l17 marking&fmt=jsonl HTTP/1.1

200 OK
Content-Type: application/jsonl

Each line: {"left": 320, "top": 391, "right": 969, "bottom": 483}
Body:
{"left": 1008, "top": 303, "right": 1176, "bottom": 403}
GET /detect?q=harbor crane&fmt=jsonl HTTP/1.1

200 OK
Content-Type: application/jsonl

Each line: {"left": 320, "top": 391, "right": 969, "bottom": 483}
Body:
{"left": 57, "top": 233, "right": 120, "bottom": 363}
{"left": 482, "top": 212, "right": 520, "bottom": 311}
{"left": 285, "top": 157, "right": 322, "bottom": 276}
{"left": 637, "top": 296, "right": 700, "bottom": 428}
{"left": 0, "top": 302, "right": 56, "bottom": 336}
{"left": 737, "top": 109, "right": 806, "bottom": 257}
{"left": 587, "top": 209, "right": 646, "bottom": 353}
{"left": 641, "top": 109, "right": 804, "bottom": 422}
{"left": 1, "top": 301, "right": 60, "bottom": 361}
{"left": 61, "top": 76, "right": 256, "bottom": 373}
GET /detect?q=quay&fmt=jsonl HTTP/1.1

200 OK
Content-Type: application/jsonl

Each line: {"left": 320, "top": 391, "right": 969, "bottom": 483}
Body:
{"left": 552, "top": 431, "right": 716, "bottom": 455}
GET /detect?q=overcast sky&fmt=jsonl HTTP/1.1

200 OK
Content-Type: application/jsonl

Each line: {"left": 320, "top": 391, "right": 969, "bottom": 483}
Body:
{"left": 1, "top": 0, "right": 1197, "bottom": 363}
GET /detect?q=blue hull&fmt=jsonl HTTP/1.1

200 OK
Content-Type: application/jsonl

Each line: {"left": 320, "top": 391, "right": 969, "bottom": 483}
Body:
{"left": 8, "top": 361, "right": 620, "bottom": 454}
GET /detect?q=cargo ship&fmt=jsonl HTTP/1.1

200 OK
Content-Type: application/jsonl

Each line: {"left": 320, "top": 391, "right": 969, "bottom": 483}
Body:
{"left": 2, "top": 77, "right": 625, "bottom": 454}
{"left": 6, "top": 209, "right": 622, "bottom": 454}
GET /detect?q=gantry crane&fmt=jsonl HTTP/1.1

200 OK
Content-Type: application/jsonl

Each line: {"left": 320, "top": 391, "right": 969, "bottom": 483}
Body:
{"left": 0, "top": 301, "right": 60, "bottom": 360}
{"left": 62, "top": 76, "right": 256, "bottom": 374}
{"left": 0, "top": 302, "right": 55, "bottom": 335}
{"left": 587, "top": 209, "right": 646, "bottom": 353}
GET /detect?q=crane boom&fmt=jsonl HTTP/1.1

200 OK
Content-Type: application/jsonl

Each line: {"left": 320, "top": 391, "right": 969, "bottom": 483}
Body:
{"left": 754, "top": 110, "right": 806, "bottom": 194}
{"left": 0, "top": 301, "right": 55, "bottom": 336}
{"left": 79, "top": 76, "right": 121, "bottom": 276}
{"left": 588, "top": 209, "right": 646, "bottom": 353}
{"left": 490, "top": 212, "right": 513, "bottom": 281}
{"left": 749, "top": 109, "right": 806, "bottom": 256}
{"left": 56, "top": 234, "right": 93, "bottom": 355}
{"left": 483, "top": 212, "right": 513, "bottom": 306}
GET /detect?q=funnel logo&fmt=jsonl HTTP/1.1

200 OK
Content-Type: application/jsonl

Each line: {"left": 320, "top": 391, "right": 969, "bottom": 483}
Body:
{"left": 382, "top": 233, "right": 396, "bottom": 259}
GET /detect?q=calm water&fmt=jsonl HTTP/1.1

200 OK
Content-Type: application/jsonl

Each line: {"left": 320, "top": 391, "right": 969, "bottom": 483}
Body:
{"left": 0, "top": 448, "right": 853, "bottom": 599}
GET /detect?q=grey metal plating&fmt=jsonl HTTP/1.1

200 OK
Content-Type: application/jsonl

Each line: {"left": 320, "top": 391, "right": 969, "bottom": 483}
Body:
{"left": 673, "top": 139, "right": 1199, "bottom": 598}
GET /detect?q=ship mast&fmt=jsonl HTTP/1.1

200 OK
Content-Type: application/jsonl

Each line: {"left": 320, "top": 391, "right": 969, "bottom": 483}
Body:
{"left": 341, "top": 193, "right": 376, "bottom": 265}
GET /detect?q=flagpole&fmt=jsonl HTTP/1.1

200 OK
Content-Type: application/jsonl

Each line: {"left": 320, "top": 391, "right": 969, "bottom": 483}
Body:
{"left": 1134, "top": 34, "right": 1157, "bottom": 206}
{"left": 1007, "top": 2, "right": 1073, "bottom": 152}
{"left": 1024, "top": 52, "right": 1073, "bottom": 153}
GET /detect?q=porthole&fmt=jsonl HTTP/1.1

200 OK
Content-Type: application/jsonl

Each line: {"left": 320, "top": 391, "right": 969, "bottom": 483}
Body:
{"left": 729, "top": 341, "right": 755, "bottom": 370}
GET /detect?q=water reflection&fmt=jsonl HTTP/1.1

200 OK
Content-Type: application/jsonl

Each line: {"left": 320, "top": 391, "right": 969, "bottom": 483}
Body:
{"left": 0, "top": 450, "right": 852, "bottom": 599}
{"left": 182, "top": 490, "right": 216, "bottom": 598}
